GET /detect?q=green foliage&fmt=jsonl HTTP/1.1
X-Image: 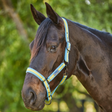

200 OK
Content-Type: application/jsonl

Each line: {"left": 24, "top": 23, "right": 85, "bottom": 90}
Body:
{"left": 0, "top": 0, "right": 112, "bottom": 112}
{"left": 0, "top": 16, "right": 30, "bottom": 112}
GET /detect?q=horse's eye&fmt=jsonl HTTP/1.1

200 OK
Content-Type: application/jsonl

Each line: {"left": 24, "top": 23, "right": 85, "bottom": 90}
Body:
{"left": 49, "top": 45, "right": 57, "bottom": 53}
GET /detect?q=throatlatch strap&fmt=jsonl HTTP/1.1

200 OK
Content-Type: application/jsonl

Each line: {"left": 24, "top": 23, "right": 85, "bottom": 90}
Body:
{"left": 51, "top": 75, "right": 67, "bottom": 96}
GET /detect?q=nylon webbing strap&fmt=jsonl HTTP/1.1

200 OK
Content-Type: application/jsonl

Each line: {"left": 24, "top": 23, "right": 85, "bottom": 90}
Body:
{"left": 47, "top": 62, "right": 65, "bottom": 82}
{"left": 51, "top": 75, "right": 67, "bottom": 96}
{"left": 62, "top": 18, "right": 71, "bottom": 63}
{"left": 26, "top": 67, "right": 52, "bottom": 101}
{"left": 26, "top": 67, "right": 67, "bottom": 102}
{"left": 26, "top": 68, "right": 45, "bottom": 81}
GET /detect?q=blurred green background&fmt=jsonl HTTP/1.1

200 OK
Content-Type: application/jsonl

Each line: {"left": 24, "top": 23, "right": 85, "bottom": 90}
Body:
{"left": 0, "top": 0, "right": 112, "bottom": 112}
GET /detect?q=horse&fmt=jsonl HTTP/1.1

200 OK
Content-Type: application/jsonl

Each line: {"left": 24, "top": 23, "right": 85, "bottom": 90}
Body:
{"left": 21, "top": 2, "right": 112, "bottom": 112}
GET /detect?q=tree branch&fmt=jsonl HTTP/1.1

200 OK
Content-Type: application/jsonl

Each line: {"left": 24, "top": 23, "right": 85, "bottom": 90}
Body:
{"left": 1, "top": 0, "right": 28, "bottom": 41}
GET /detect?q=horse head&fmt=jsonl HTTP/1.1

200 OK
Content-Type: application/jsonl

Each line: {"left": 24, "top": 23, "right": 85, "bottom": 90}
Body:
{"left": 21, "top": 3, "right": 75, "bottom": 111}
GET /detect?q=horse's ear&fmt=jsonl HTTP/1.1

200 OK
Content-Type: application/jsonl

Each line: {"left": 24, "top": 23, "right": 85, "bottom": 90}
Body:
{"left": 45, "top": 2, "right": 63, "bottom": 25}
{"left": 77, "top": 56, "right": 91, "bottom": 76}
{"left": 30, "top": 4, "right": 46, "bottom": 25}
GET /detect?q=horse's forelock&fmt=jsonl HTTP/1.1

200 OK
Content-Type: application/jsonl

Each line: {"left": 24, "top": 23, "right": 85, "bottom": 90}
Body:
{"left": 30, "top": 18, "right": 52, "bottom": 61}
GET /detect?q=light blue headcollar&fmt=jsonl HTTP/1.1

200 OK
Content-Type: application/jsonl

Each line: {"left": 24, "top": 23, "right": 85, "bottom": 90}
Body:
{"left": 26, "top": 18, "right": 71, "bottom": 104}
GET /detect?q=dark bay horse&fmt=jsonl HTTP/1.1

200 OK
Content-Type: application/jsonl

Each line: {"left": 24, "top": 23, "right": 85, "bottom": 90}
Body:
{"left": 22, "top": 3, "right": 112, "bottom": 112}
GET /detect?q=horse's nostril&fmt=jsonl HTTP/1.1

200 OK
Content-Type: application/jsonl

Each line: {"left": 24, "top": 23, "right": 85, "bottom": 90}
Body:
{"left": 29, "top": 89, "right": 37, "bottom": 105}
{"left": 22, "top": 87, "right": 37, "bottom": 106}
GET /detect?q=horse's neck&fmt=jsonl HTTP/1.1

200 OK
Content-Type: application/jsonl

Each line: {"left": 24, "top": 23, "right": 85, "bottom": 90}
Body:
{"left": 68, "top": 20, "right": 105, "bottom": 61}
{"left": 68, "top": 19, "right": 108, "bottom": 80}
{"left": 68, "top": 20, "right": 112, "bottom": 111}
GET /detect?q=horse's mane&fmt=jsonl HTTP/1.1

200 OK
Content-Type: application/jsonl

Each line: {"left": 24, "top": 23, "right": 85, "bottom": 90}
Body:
{"left": 73, "top": 21, "right": 112, "bottom": 46}
{"left": 31, "top": 18, "right": 52, "bottom": 60}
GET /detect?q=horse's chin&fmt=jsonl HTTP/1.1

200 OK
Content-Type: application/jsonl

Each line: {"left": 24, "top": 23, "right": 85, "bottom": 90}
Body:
{"left": 24, "top": 100, "right": 45, "bottom": 111}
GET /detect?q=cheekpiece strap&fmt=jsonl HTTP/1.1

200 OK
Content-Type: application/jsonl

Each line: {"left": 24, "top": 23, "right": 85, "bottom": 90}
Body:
{"left": 47, "top": 62, "right": 65, "bottom": 82}
{"left": 62, "top": 18, "right": 71, "bottom": 63}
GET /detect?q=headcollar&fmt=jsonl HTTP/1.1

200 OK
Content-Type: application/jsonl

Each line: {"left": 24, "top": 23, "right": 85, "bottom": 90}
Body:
{"left": 26, "top": 18, "right": 71, "bottom": 104}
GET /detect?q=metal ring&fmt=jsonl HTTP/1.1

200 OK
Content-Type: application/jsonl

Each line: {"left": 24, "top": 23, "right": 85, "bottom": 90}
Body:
{"left": 45, "top": 100, "right": 52, "bottom": 105}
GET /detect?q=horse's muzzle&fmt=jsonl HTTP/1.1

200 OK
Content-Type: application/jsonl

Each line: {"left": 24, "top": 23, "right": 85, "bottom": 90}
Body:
{"left": 21, "top": 86, "right": 46, "bottom": 111}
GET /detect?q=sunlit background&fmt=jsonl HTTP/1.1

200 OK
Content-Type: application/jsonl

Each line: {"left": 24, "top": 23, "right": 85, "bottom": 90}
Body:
{"left": 0, "top": 0, "right": 112, "bottom": 112}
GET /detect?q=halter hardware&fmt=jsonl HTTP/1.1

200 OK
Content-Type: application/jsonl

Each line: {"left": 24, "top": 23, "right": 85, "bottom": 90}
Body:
{"left": 26, "top": 18, "right": 71, "bottom": 104}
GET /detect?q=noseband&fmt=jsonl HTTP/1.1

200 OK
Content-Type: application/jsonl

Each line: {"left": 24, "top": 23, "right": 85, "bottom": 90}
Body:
{"left": 26, "top": 18, "right": 71, "bottom": 104}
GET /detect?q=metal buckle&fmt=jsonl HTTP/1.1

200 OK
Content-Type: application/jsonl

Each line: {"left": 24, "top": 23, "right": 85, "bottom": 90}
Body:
{"left": 66, "top": 42, "right": 71, "bottom": 51}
